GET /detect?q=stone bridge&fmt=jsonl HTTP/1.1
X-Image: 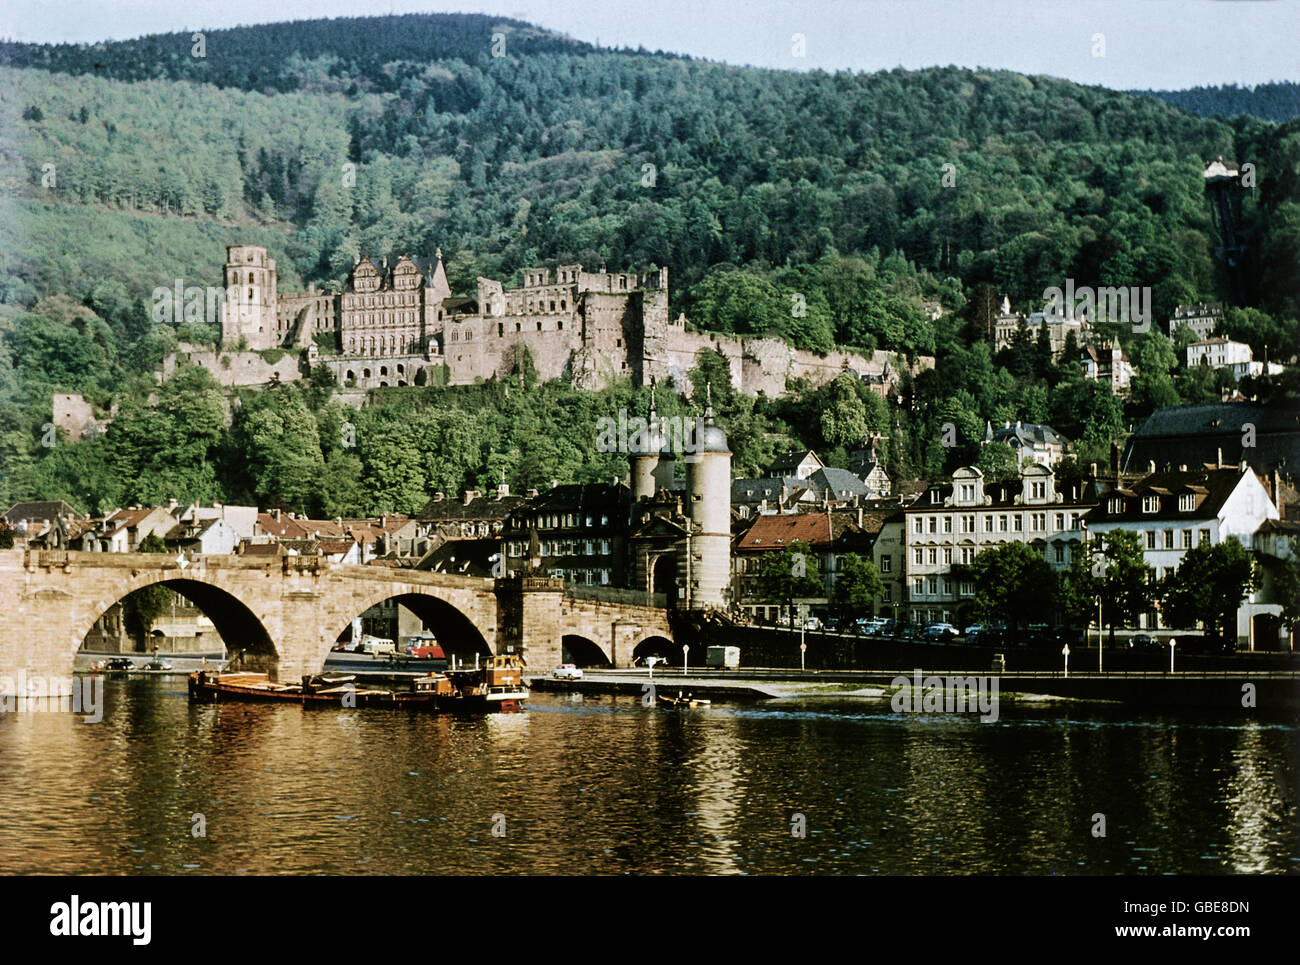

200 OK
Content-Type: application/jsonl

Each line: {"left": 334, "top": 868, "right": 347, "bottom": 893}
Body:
{"left": 0, "top": 550, "right": 674, "bottom": 694}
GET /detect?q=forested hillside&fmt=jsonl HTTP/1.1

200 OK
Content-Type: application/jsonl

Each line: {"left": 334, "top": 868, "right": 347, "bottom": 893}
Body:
{"left": 1, "top": 13, "right": 1297, "bottom": 516}
{"left": 1134, "top": 82, "right": 1300, "bottom": 124}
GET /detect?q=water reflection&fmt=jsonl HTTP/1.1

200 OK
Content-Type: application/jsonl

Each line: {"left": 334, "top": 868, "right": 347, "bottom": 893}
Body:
{"left": 0, "top": 681, "right": 1295, "bottom": 875}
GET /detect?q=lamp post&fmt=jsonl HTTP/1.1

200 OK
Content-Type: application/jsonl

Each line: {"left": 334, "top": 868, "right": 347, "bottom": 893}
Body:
{"left": 1062, "top": 642, "right": 1070, "bottom": 678}
{"left": 1169, "top": 637, "right": 1176, "bottom": 674}
{"left": 682, "top": 644, "right": 689, "bottom": 677}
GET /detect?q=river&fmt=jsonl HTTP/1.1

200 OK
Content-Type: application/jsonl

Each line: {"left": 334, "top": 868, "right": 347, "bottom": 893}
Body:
{"left": 1, "top": 678, "right": 1296, "bottom": 875}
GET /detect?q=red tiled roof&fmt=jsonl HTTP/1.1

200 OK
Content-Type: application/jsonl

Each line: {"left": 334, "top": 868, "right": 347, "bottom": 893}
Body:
{"left": 736, "top": 513, "right": 833, "bottom": 551}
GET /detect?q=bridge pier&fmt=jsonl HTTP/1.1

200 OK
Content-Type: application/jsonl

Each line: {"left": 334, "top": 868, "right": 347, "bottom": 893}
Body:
{"left": 496, "top": 577, "right": 565, "bottom": 671}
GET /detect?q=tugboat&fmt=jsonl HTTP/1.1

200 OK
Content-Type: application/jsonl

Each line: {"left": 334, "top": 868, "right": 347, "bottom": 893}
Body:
{"left": 443, "top": 654, "right": 529, "bottom": 712}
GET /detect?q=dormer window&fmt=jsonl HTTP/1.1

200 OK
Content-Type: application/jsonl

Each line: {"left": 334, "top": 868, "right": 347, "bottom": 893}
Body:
{"left": 1179, "top": 493, "right": 1195, "bottom": 512}
{"left": 1030, "top": 482, "right": 1045, "bottom": 500}
{"left": 1142, "top": 496, "right": 1159, "bottom": 514}
{"left": 959, "top": 484, "right": 975, "bottom": 503}
{"left": 1108, "top": 497, "right": 1123, "bottom": 514}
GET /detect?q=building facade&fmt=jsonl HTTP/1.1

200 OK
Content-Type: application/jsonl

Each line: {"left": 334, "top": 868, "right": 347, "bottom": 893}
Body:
{"left": 903, "top": 464, "right": 1096, "bottom": 626}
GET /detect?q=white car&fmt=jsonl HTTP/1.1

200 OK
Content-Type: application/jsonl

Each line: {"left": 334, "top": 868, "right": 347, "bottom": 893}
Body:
{"left": 552, "top": 664, "right": 583, "bottom": 680}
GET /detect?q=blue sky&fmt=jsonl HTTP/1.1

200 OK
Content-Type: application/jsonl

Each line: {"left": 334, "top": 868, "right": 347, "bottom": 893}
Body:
{"left": 2, "top": 0, "right": 1297, "bottom": 90}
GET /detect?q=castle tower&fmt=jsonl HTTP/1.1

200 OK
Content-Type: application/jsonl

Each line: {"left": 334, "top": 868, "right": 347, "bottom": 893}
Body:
{"left": 681, "top": 384, "right": 731, "bottom": 610}
{"left": 221, "top": 244, "right": 278, "bottom": 349}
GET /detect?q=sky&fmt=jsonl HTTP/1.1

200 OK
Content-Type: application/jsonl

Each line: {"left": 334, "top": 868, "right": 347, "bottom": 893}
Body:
{"left": 1, "top": 0, "right": 1297, "bottom": 90}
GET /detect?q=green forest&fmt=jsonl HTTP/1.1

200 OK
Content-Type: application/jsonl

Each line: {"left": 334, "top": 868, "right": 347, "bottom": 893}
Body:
{"left": 1, "top": 13, "right": 1297, "bottom": 516}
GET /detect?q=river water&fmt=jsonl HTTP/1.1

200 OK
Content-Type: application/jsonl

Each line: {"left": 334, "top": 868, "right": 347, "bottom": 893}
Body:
{"left": 1, "top": 678, "right": 1296, "bottom": 875}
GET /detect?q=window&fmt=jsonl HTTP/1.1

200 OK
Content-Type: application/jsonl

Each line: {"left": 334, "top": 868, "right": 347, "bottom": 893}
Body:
{"left": 1012, "top": 515, "right": 1022, "bottom": 532}
{"left": 914, "top": 517, "right": 924, "bottom": 534}
{"left": 984, "top": 517, "right": 994, "bottom": 532}
{"left": 961, "top": 547, "right": 974, "bottom": 565}
{"left": 1164, "top": 530, "right": 1174, "bottom": 549}
{"left": 928, "top": 548, "right": 937, "bottom": 565}
{"left": 880, "top": 556, "right": 892, "bottom": 573}
{"left": 960, "top": 484, "right": 975, "bottom": 502}
{"left": 928, "top": 517, "right": 937, "bottom": 534}
{"left": 943, "top": 547, "right": 953, "bottom": 565}
{"left": 1031, "top": 482, "right": 1045, "bottom": 499}
{"left": 1179, "top": 493, "right": 1195, "bottom": 512}
{"left": 944, "top": 516, "right": 953, "bottom": 533}
{"left": 1182, "top": 530, "right": 1191, "bottom": 549}
{"left": 964, "top": 515, "right": 975, "bottom": 533}
{"left": 1142, "top": 495, "right": 1159, "bottom": 514}
{"left": 1054, "top": 544, "right": 1066, "bottom": 564}
{"left": 913, "top": 578, "right": 923, "bottom": 595}
{"left": 1055, "top": 513, "right": 1065, "bottom": 530}
{"left": 999, "top": 515, "right": 1008, "bottom": 532}
{"left": 1146, "top": 531, "right": 1157, "bottom": 549}
{"left": 927, "top": 578, "right": 938, "bottom": 595}
{"left": 943, "top": 579, "right": 953, "bottom": 596}
{"left": 1199, "top": 529, "right": 1211, "bottom": 545}
{"left": 960, "top": 581, "right": 974, "bottom": 597}
{"left": 914, "top": 549, "right": 924, "bottom": 565}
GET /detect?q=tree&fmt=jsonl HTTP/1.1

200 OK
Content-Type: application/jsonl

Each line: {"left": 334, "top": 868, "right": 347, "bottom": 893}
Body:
{"left": 754, "top": 540, "right": 823, "bottom": 624}
{"left": 831, "top": 552, "right": 883, "bottom": 618}
{"left": 1092, "top": 530, "right": 1154, "bottom": 646}
{"left": 1158, "top": 537, "right": 1257, "bottom": 645}
{"left": 819, "top": 372, "right": 869, "bottom": 448}
{"left": 1271, "top": 555, "right": 1300, "bottom": 645}
{"left": 121, "top": 532, "right": 172, "bottom": 647}
{"left": 967, "top": 542, "right": 1057, "bottom": 641}
{"left": 975, "top": 441, "right": 1018, "bottom": 482}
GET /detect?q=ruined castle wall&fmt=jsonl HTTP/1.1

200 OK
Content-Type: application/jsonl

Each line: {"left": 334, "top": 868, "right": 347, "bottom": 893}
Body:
{"left": 161, "top": 346, "right": 303, "bottom": 388}
{"left": 660, "top": 330, "right": 933, "bottom": 398}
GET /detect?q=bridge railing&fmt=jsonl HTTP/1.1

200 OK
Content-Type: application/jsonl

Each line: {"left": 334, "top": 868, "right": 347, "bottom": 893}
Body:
{"left": 566, "top": 584, "right": 667, "bottom": 609}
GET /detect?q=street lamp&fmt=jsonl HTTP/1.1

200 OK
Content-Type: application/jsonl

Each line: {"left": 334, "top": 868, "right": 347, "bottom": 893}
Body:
{"left": 682, "top": 644, "right": 689, "bottom": 676}
{"left": 1062, "top": 642, "right": 1070, "bottom": 678}
{"left": 1169, "top": 637, "right": 1177, "bottom": 674}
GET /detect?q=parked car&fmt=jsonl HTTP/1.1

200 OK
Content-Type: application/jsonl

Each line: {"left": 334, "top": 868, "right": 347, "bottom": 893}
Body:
{"left": 923, "top": 622, "right": 959, "bottom": 642}
{"left": 142, "top": 658, "right": 173, "bottom": 671}
{"left": 803, "top": 616, "right": 822, "bottom": 631}
{"left": 552, "top": 664, "right": 583, "bottom": 679}
{"left": 964, "top": 624, "right": 984, "bottom": 641}
{"left": 99, "top": 658, "right": 135, "bottom": 672}
{"left": 1128, "top": 633, "right": 1158, "bottom": 650}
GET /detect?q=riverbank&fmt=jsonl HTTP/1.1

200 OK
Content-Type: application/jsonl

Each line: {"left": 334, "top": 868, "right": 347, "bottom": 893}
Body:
{"left": 531, "top": 667, "right": 1300, "bottom": 710}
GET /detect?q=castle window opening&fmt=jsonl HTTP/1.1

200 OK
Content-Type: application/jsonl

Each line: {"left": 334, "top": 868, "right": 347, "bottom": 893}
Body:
{"left": 516, "top": 323, "right": 521, "bottom": 332}
{"left": 557, "top": 320, "right": 563, "bottom": 330}
{"left": 550, "top": 300, "right": 556, "bottom": 311}
{"left": 498, "top": 323, "right": 504, "bottom": 337}
{"left": 537, "top": 321, "right": 542, "bottom": 331}
{"left": 363, "top": 368, "right": 371, "bottom": 378}
{"left": 397, "top": 364, "right": 404, "bottom": 375}
{"left": 380, "top": 367, "right": 388, "bottom": 377}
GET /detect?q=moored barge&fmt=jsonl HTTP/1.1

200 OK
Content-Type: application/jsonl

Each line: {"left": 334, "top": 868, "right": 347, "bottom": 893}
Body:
{"left": 188, "top": 654, "right": 528, "bottom": 713}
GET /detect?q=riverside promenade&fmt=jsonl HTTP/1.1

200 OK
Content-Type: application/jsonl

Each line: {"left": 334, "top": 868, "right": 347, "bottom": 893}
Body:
{"left": 530, "top": 667, "right": 1300, "bottom": 710}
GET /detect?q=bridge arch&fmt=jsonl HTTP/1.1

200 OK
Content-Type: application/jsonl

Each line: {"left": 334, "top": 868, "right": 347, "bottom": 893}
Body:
{"left": 632, "top": 635, "right": 677, "bottom": 665}
{"left": 323, "top": 584, "right": 494, "bottom": 670}
{"left": 70, "top": 572, "right": 279, "bottom": 672}
{"left": 561, "top": 634, "right": 612, "bottom": 667}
